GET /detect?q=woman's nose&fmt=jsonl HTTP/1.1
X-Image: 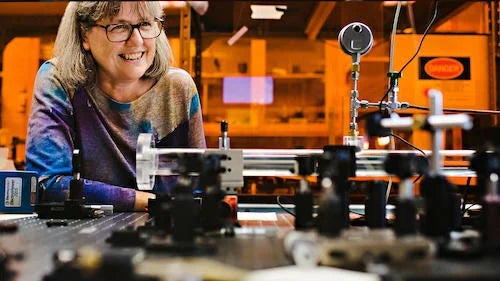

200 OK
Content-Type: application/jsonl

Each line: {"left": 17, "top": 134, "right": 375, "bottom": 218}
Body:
{"left": 126, "top": 27, "right": 144, "bottom": 44}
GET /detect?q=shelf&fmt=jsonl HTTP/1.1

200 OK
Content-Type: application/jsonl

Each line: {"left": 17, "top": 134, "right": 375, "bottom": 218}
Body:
{"left": 201, "top": 73, "right": 323, "bottom": 79}
{"left": 203, "top": 122, "right": 328, "bottom": 137}
{"left": 200, "top": 39, "right": 328, "bottom": 147}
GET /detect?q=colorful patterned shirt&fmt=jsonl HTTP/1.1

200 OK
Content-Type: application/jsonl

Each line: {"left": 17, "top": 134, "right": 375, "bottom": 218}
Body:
{"left": 26, "top": 60, "right": 206, "bottom": 211}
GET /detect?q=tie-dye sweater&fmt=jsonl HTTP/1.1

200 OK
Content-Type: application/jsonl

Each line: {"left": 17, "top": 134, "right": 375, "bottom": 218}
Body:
{"left": 26, "top": 60, "right": 206, "bottom": 211}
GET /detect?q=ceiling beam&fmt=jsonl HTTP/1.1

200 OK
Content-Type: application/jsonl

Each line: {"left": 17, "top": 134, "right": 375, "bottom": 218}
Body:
{"left": 305, "top": 2, "right": 336, "bottom": 40}
{"left": 0, "top": 2, "right": 67, "bottom": 15}
{"left": 430, "top": 2, "right": 475, "bottom": 32}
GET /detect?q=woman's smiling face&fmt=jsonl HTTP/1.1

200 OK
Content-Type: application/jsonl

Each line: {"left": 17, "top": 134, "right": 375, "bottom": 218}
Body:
{"left": 82, "top": 2, "right": 157, "bottom": 85}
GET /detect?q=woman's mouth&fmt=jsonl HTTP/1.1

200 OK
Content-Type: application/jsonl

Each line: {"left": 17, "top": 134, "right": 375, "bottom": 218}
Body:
{"left": 120, "top": 52, "right": 144, "bottom": 60}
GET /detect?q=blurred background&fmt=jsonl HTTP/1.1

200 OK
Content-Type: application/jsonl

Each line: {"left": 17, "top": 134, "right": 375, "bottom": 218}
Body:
{"left": 0, "top": 1, "right": 497, "bottom": 169}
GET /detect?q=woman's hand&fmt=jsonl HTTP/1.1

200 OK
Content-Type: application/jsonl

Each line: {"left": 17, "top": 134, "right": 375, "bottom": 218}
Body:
{"left": 134, "top": 190, "right": 156, "bottom": 211}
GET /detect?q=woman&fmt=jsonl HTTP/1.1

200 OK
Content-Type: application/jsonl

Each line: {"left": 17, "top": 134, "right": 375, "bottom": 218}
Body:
{"left": 26, "top": 1, "right": 206, "bottom": 211}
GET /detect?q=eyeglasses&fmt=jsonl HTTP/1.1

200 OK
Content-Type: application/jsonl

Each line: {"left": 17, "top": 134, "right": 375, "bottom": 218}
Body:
{"left": 92, "top": 18, "right": 163, "bottom": 42}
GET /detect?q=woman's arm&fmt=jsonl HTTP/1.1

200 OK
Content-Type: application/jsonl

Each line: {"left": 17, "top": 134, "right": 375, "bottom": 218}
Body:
{"left": 188, "top": 92, "right": 207, "bottom": 148}
{"left": 26, "top": 61, "right": 149, "bottom": 212}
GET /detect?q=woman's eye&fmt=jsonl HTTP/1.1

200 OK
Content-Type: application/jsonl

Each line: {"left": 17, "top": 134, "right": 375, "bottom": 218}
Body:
{"left": 139, "top": 22, "right": 153, "bottom": 28}
{"left": 109, "top": 24, "right": 128, "bottom": 32}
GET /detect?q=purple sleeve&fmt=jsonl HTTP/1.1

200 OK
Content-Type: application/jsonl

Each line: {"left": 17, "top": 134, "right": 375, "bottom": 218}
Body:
{"left": 26, "top": 61, "right": 137, "bottom": 211}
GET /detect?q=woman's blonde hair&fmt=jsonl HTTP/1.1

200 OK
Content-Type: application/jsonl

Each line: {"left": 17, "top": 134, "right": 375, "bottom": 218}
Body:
{"left": 53, "top": 1, "right": 172, "bottom": 91}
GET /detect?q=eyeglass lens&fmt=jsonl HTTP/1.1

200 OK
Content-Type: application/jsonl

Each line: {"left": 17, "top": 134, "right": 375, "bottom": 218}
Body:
{"left": 107, "top": 21, "right": 162, "bottom": 42}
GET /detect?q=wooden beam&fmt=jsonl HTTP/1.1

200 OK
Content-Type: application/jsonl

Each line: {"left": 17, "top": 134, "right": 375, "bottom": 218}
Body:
{"left": 179, "top": 6, "right": 191, "bottom": 73}
{"left": 431, "top": 2, "right": 476, "bottom": 32}
{"left": 305, "top": 2, "right": 336, "bottom": 40}
{"left": 0, "top": 2, "right": 67, "bottom": 15}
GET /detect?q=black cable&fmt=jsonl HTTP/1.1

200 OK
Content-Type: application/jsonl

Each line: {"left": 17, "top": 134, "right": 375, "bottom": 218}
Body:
{"left": 461, "top": 176, "right": 472, "bottom": 216}
{"left": 389, "top": 1, "right": 489, "bottom": 119}
{"left": 387, "top": 133, "right": 426, "bottom": 183}
{"left": 378, "top": 86, "right": 393, "bottom": 114}
{"left": 398, "top": 0, "right": 439, "bottom": 74}
{"left": 276, "top": 195, "right": 296, "bottom": 216}
{"left": 413, "top": 174, "right": 423, "bottom": 184}
{"left": 464, "top": 203, "right": 478, "bottom": 213}
{"left": 377, "top": 0, "right": 438, "bottom": 115}
{"left": 409, "top": 104, "right": 500, "bottom": 115}
{"left": 407, "top": 105, "right": 430, "bottom": 111}
{"left": 442, "top": 108, "right": 500, "bottom": 114}
{"left": 390, "top": 133, "right": 427, "bottom": 156}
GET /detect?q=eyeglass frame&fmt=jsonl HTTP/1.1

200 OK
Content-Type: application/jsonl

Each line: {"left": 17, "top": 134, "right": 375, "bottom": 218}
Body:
{"left": 89, "top": 18, "right": 164, "bottom": 42}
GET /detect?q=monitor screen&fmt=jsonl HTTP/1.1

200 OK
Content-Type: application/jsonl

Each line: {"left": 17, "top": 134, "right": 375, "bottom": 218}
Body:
{"left": 222, "top": 76, "right": 273, "bottom": 104}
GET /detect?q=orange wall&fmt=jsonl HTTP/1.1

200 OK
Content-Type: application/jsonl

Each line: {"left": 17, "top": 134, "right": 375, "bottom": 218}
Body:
{"left": 1, "top": 37, "right": 40, "bottom": 162}
{"left": 394, "top": 34, "right": 490, "bottom": 110}
{"left": 394, "top": 34, "right": 491, "bottom": 149}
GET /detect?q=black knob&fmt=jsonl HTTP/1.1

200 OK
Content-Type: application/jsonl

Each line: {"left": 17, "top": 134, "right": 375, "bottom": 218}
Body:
{"left": 384, "top": 153, "right": 428, "bottom": 180}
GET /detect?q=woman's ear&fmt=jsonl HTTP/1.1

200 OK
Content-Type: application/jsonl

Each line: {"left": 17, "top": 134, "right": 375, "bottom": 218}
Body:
{"left": 81, "top": 29, "right": 90, "bottom": 51}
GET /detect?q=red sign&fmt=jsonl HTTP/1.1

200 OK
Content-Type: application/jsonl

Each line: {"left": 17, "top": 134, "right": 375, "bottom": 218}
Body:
{"left": 423, "top": 57, "right": 464, "bottom": 80}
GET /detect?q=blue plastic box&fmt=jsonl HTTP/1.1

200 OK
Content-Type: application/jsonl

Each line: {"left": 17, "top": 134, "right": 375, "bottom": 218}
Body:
{"left": 0, "top": 171, "right": 38, "bottom": 213}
